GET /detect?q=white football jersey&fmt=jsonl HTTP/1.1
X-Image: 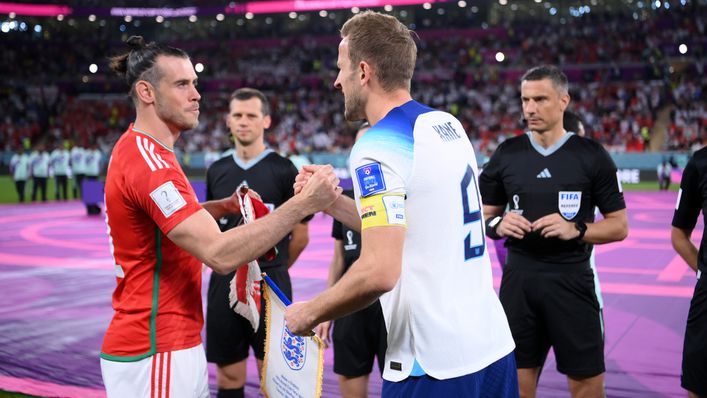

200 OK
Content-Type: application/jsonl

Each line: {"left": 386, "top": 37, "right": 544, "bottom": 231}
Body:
{"left": 349, "top": 100, "right": 515, "bottom": 382}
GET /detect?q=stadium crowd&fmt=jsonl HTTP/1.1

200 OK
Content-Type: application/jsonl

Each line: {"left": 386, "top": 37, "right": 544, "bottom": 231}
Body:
{"left": 1, "top": 3, "right": 705, "bottom": 171}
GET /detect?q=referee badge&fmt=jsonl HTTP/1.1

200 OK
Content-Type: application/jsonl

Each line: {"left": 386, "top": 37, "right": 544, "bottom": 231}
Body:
{"left": 558, "top": 191, "right": 582, "bottom": 220}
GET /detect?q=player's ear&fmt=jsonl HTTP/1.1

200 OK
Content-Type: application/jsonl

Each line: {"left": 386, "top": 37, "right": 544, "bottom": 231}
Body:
{"left": 135, "top": 80, "right": 155, "bottom": 105}
{"left": 560, "top": 93, "right": 570, "bottom": 112}
{"left": 360, "top": 61, "right": 371, "bottom": 86}
{"left": 263, "top": 114, "right": 272, "bottom": 130}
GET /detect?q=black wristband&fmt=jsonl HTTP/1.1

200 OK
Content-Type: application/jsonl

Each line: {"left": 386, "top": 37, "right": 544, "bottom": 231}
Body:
{"left": 485, "top": 216, "right": 503, "bottom": 240}
{"left": 574, "top": 220, "right": 587, "bottom": 241}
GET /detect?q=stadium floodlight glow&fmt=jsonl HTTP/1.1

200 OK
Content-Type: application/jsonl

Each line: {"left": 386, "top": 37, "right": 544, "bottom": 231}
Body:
{"left": 245, "top": 12, "right": 254, "bottom": 19}
{"left": 423, "top": 3, "right": 432, "bottom": 10}
{"left": 88, "top": 14, "right": 96, "bottom": 22}
{"left": 384, "top": 5, "right": 393, "bottom": 11}
{"left": 437, "top": 8, "right": 445, "bottom": 14}
{"left": 319, "top": 10, "right": 328, "bottom": 17}
{"left": 124, "top": 15, "right": 132, "bottom": 22}
{"left": 155, "top": 15, "right": 164, "bottom": 23}
{"left": 89, "top": 63, "right": 98, "bottom": 73}
{"left": 289, "top": 11, "right": 297, "bottom": 18}
{"left": 216, "top": 13, "right": 225, "bottom": 21}
{"left": 351, "top": 6, "right": 360, "bottom": 13}
{"left": 495, "top": 52, "right": 505, "bottom": 62}
{"left": 549, "top": 7, "right": 557, "bottom": 15}
{"left": 82, "top": 76, "right": 89, "bottom": 83}
{"left": 679, "top": 44, "right": 687, "bottom": 54}
{"left": 119, "top": 24, "right": 126, "bottom": 31}
{"left": 458, "top": 0, "right": 467, "bottom": 7}
{"left": 511, "top": 3, "right": 518, "bottom": 10}
{"left": 534, "top": 0, "right": 542, "bottom": 3}
{"left": 664, "top": 1, "right": 670, "bottom": 9}
{"left": 471, "top": 5, "right": 479, "bottom": 12}
{"left": 57, "top": 14, "right": 64, "bottom": 21}
{"left": 9, "top": 12, "right": 15, "bottom": 18}
{"left": 654, "top": 0, "right": 661, "bottom": 8}
{"left": 0, "top": 23, "right": 9, "bottom": 33}
{"left": 499, "top": 0, "right": 508, "bottom": 5}
{"left": 189, "top": 15, "right": 197, "bottom": 22}
{"left": 34, "top": 24, "right": 41, "bottom": 33}
{"left": 265, "top": 16, "right": 272, "bottom": 24}
{"left": 195, "top": 63, "right": 204, "bottom": 73}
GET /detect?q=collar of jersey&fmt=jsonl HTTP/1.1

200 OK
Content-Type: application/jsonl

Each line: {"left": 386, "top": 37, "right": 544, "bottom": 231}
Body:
{"left": 526, "top": 130, "right": 574, "bottom": 157}
{"left": 131, "top": 125, "right": 174, "bottom": 153}
{"left": 232, "top": 148, "right": 273, "bottom": 170}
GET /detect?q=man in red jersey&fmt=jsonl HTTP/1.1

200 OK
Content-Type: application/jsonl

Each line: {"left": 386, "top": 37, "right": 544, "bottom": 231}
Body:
{"left": 100, "top": 36, "right": 341, "bottom": 398}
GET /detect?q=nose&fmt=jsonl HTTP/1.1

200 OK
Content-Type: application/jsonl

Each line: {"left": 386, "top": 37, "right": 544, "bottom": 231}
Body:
{"left": 524, "top": 100, "right": 537, "bottom": 115}
{"left": 191, "top": 84, "right": 201, "bottom": 102}
{"left": 334, "top": 73, "right": 342, "bottom": 90}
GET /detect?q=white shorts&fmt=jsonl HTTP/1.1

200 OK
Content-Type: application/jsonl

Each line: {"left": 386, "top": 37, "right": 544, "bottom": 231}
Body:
{"left": 101, "top": 344, "right": 210, "bottom": 398}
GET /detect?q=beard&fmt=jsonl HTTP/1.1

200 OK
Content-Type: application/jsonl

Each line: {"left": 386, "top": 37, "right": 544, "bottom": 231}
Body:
{"left": 343, "top": 85, "right": 366, "bottom": 122}
{"left": 155, "top": 97, "right": 199, "bottom": 131}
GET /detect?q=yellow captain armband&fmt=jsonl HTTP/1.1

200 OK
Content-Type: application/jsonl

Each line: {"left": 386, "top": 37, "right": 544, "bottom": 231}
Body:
{"left": 359, "top": 193, "right": 406, "bottom": 230}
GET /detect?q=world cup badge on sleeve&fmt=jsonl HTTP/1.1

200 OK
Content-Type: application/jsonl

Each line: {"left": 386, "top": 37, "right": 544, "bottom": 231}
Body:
{"left": 281, "top": 325, "right": 307, "bottom": 370}
{"left": 558, "top": 191, "right": 582, "bottom": 220}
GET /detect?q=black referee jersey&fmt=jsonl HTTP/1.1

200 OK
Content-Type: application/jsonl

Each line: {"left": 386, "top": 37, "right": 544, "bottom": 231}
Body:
{"left": 673, "top": 147, "right": 707, "bottom": 271}
{"left": 206, "top": 149, "right": 300, "bottom": 270}
{"left": 479, "top": 132, "right": 626, "bottom": 264}
{"left": 332, "top": 190, "right": 361, "bottom": 273}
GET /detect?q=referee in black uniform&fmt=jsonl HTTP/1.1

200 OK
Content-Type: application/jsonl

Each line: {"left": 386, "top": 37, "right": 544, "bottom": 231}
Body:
{"left": 671, "top": 146, "right": 707, "bottom": 398}
{"left": 314, "top": 123, "right": 387, "bottom": 398}
{"left": 205, "top": 88, "right": 310, "bottom": 398}
{"left": 479, "top": 65, "right": 628, "bottom": 398}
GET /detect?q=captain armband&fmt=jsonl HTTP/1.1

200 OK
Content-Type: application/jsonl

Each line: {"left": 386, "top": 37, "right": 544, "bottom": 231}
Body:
{"left": 359, "top": 193, "right": 406, "bottom": 230}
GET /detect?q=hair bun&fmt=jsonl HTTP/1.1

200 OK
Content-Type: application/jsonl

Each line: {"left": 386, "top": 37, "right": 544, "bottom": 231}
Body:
{"left": 126, "top": 36, "right": 146, "bottom": 51}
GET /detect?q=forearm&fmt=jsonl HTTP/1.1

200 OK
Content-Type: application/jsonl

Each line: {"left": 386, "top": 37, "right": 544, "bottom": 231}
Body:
{"left": 207, "top": 197, "right": 310, "bottom": 273}
{"left": 582, "top": 211, "right": 628, "bottom": 244}
{"left": 287, "top": 226, "right": 309, "bottom": 268}
{"left": 201, "top": 198, "right": 232, "bottom": 220}
{"left": 309, "top": 257, "right": 386, "bottom": 324}
{"left": 326, "top": 195, "right": 361, "bottom": 233}
{"left": 672, "top": 227, "right": 699, "bottom": 272}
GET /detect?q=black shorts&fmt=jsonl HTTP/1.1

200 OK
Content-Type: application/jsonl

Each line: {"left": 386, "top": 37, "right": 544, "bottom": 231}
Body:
{"left": 500, "top": 252, "right": 604, "bottom": 378}
{"left": 682, "top": 271, "right": 707, "bottom": 395}
{"left": 332, "top": 300, "right": 387, "bottom": 377}
{"left": 206, "top": 267, "right": 292, "bottom": 364}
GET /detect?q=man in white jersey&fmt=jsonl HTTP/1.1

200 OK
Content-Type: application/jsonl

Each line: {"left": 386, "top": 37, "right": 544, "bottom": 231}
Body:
{"left": 285, "top": 11, "right": 517, "bottom": 397}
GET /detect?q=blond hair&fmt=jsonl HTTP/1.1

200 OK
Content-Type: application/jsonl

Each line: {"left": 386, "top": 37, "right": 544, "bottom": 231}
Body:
{"left": 341, "top": 11, "right": 417, "bottom": 92}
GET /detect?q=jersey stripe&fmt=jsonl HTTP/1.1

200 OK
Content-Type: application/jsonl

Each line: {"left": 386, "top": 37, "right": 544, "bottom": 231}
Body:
{"left": 150, "top": 354, "right": 157, "bottom": 398}
{"left": 136, "top": 136, "right": 157, "bottom": 171}
{"left": 145, "top": 139, "right": 164, "bottom": 170}
{"left": 165, "top": 351, "right": 171, "bottom": 398}
{"left": 155, "top": 152, "right": 170, "bottom": 169}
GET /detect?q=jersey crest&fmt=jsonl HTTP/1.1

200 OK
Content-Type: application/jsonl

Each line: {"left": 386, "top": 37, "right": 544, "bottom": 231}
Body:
{"left": 558, "top": 191, "right": 582, "bottom": 220}
{"left": 281, "top": 325, "right": 307, "bottom": 370}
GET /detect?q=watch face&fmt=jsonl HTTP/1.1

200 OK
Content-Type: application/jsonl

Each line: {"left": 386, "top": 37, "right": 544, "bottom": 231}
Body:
{"left": 489, "top": 216, "right": 502, "bottom": 228}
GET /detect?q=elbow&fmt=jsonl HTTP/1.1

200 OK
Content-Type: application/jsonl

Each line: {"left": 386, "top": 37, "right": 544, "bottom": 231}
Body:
{"left": 617, "top": 223, "right": 629, "bottom": 241}
{"left": 369, "top": 266, "right": 400, "bottom": 295}
{"left": 205, "top": 256, "right": 232, "bottom": 275}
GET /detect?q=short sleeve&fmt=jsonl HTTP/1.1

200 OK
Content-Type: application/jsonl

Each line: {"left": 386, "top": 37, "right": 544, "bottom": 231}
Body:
{"left": 479, "top": 144, "right": 508, "bottom": 206}
{"left": 672, "top": 158, "right": 702, "bottom": 230}
{"left": 129, "top": 166, "right": 203, "bottom": 235}
{"left": 591, "top": 145, "right": 626, "bottom": 215}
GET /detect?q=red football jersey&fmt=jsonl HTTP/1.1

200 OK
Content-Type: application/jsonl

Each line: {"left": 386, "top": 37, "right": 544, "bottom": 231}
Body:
{"left": 101, "top": 124, "right": 204, "bottom": 361}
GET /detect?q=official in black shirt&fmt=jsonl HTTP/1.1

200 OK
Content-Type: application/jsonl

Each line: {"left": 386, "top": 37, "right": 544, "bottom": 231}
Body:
{"left": 671, "top": 146, "right": 707, "bottom": 397}
{"left": 479, "top": 65, "right": 628, "bottom": 398}
{"left": 205, "top": 88, "right": 310, "bottom": 398}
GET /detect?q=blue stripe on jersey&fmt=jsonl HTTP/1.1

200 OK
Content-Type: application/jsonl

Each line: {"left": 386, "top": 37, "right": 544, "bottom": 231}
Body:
{"left": 358, "top": 100, "right": 435, "bottom": 154}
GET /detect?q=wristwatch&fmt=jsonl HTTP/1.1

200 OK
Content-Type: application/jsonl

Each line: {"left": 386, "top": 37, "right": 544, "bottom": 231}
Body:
{"left": 486, "top": 216, "right": 503, "bottom": 240}
{"left": 574, "top": 221, "right": 587, "bottom": 240}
